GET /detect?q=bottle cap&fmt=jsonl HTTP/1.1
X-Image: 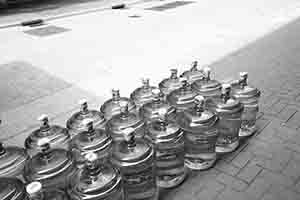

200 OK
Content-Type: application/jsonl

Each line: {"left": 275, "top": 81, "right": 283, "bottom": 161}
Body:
{"left": 26, "top": 182, "right": 42, "bottom": 195}
{"left": 78, "top": 99, "right": 88, "bottom": 106}
{"left": 239, "top": 72, "right": 248, "bottom": 77}
{"left": 37, "top": 114, "right": 48, "bottom": 122}
{"left": 85, "top": 152, "right": 98, "bottom": 163}
{"left": 152, "top": 88, "right": 161, "bottom": 95}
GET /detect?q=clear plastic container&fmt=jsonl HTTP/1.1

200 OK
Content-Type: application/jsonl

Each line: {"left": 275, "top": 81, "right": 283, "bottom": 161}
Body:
{"left": 111, "top": 128, "right": 158, "bottom": 200}
{"left": 232, "top": 72, "right": 261, "bottom": 137}
{"left": 177, "top": 96, "right": 219, "bottom": 170}
{"left": 206, "top": 84, "right": 244, "bottom": 153}
{"left": 146, "top": 115, "right": 186, "bottom": 188}
{"left": 68, "top": 152, "right": 123, "bottom": 200}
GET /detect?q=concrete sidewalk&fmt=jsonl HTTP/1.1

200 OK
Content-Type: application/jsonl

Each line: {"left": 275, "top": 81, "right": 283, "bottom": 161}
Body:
{"left": 0, "top": 0, "right": 300, "bottom": 199}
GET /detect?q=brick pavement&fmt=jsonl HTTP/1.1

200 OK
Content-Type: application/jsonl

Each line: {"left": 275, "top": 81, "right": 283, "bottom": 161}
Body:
{"left": 158, "top": 17, "right": 300, "bottom": 200}
{"left": 1, "top": 7, "right": 300, "bottom": 200}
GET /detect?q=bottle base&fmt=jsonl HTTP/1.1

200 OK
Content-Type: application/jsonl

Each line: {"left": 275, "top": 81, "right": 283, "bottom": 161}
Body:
{"left": 216, "top": 140, "right": 239, "bottom": 153}
{"left": 239, "top": 125, "right": 256, "bottom": 137}
{"left": 185, "top": 156, "right": 217, "bottom": 170}
{"left": 157, "top": 170, "right": 187, "bottom": 188}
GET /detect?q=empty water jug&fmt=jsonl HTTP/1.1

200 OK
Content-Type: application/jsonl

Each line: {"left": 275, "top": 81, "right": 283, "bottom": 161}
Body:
{"left": 100, "top": 89, "right": 136, "bottom": 120}
{"left": 24, "top": 138, "right": 77, "bottom": 190}
{"left": 0, "top": 141, "right": 29, "bottom": 180}
{"left": 25, "top": 114, "right": 71, "bottom": 157}
{"left": 159, "top": 69, "right": 183, "bottom": 96}
{"left": 192, "top": 67, "right": 221, "bottom": 99}
{"left": 145, "top": 114, "right": 186, "bottom": 188}
{"left": 177, "top": 96, "right": 219, "bottom": 170}
{"left": 106, "top": 103, "right": 145, "bottom": 141}
{"left": 0, "top": 177, "right": 26, "bottom": 200}
{"left": 130, "top": 78, "right": 158, "bottom": 109}
{"left": 67, "top": 99, "right": 106, "bottom": 137}
{"left": 139, "top": 89, "right": 176, "bottom": 124}
{"left": 111, "top": 128, "right": 158, "bottom": 200}
{"left": 180, "top": 61, "right": 204, "bottom": 84}
{"left": 26, "top": 181, "right": 69, "bottom": 200}
{"left": 232, "top": 72, "right": 261, "bottom": 137}
{"left": 206, "top": 84, "right": 244, "bottom": 153}
{"left": 68, "top": 152, "right": 124, "bottom": 200}
{"left": 167, "top": 78, "right": 198, "bottom": 112}
{"left": 70, "top": 118, "right": 112, "bottom": 168}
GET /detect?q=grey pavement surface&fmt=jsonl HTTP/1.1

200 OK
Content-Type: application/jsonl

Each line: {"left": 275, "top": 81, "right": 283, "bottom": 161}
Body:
{"left": 0, "top": 3, "right": 300, "bottom": 200}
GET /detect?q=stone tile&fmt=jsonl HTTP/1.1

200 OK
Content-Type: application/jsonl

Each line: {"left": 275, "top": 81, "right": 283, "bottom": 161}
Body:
{"left": 250, "top": 147, "right": 293, "bottom": 172}
{"left": 215, "top": 160, "right": 241, "bottom": 176}
{"left": 245, "top": 177, "right": 272, "bottom": 200}
{"left": 278, "top": 105, "right": 298, "bottom": 122}
{"left": 258, "top": 170, "right": 295, "bottom": 188}
{"left": 237, "top": 162, "right": 262, "bottom": 183}
{"left": 285, "top": 111, "right": 300, "bottom": 129}
{"left": 193, "top": 180, "right": 225, "bottom": 200}
{"left": 231, "top": 151, "right": 254, "bottom": 169}
{"left": 161, "top": 169, "right": 220, "bottom": 200}
{"left": 216, "top": 188, "right": 253, "bottom": 200}
{"left": 216, "top": 173, "right": 248, "bottom": 192}
{"left": 264, "top": 99, "right": 287, "bottom": 116}
{"left": 262, "top": 184, "right": 300, "bottom": 200}
{"left": 294, "top": 180, "right": 300, "bottom": 194}
{"left": 282, "top": 154, "right": 300, "bottom": 181}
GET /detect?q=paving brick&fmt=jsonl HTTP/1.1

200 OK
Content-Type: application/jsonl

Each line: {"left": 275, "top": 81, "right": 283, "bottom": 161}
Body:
{"left": 294, "top": 180, "right": 300, "bottom": 194}
{"left": 262, "top": 184, "right": 300, "bottom": 200}
{"left": 216, "top": 188, "right": 253, "bottom": 200}
{"left": 282, "top": 154, "right": 300, "bottom": 181}
{"left": 231, "top": 151, "right": 254, "bottom": 169}
{"left": 215, "top": 160, "right": 241, "bottom": 176}
{"left": 237, "top": 161, "right": 262, "bottom": 183}
{"left": 257, "top": 170, "right": 295, "bottom": 188}
{"left": 193, "top": 180, "right": 225, "bottom": 200}
{"left": 245, "top": 177, "right": 272, "bottom": 200}
{"left": 254, "top": 116, "right": 272, "bottom": 136}
{"left": 216, "top": 173, "right": 248, "bottom": 192}
{"left": 160, "top": 169, "right": 220, "bottom": 200}
{"left": 278, "top": 105, "right": 298, "bottom": 122}
{"left": 250, "top": 146, "right": 293, "bottom": 172}
{"left": 264, "top": 99, "right": 287, "bottom": 116}
{"left": 285, "top": 111, "right": 300, "bottom": 129}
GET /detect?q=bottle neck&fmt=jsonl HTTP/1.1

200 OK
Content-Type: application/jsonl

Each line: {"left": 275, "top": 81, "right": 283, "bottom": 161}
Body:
{"left": 204, "top": 71, "right": 211, "bottom": 81}
{"left": 86, "top": 164, "right": 102, "bottom": 183}
{"left": 156, "top": 120, "right": 167, "bottom": 131}
{"left": 29, "top": 192, "right": 44, "bottom": 200}
{"left": 221, "top": 92, "right": 230, "bottom": 103}
{"left": 112, "top": 91, "right": 120, "bottom": 101}
{"left": 0, "top": 143, "right": 5, "bottom": 156}
{"left": 40, "top": 145, "right": 52, "bottom": 161}
{"left": 80, "top": 104, "right": 89, "bottom": 114}
{"left": 239, "top": 79, "right": 247, "bottom": 89}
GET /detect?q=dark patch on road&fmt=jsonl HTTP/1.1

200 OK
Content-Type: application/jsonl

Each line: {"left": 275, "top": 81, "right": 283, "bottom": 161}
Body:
{"left": 24, "top": 25, "right": 70, "bottom": 36}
